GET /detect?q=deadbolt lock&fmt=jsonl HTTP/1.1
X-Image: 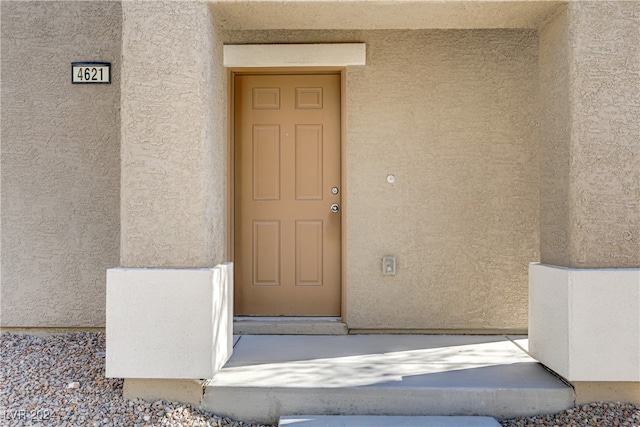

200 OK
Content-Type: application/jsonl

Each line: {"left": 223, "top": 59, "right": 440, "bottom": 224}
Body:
{"left": 331, "top": 187, "right": 339, "bottom": 195}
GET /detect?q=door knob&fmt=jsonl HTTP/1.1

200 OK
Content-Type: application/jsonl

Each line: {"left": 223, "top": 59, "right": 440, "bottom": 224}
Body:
{"left": 331, "top": 204, "right": 340, "bottom": 213}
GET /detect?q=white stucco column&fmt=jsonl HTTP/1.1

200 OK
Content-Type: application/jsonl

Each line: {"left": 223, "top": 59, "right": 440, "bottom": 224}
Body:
{"left": 106, "top": 0, "right": 231, "bottom": 395}
{"left": 534, "top": 1, "right": 640, "bottom": 404}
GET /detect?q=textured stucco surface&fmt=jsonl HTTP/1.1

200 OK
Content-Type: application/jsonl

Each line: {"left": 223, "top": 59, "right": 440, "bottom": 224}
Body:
{"left": 5, "top": 0, "right": 637, "bottom": 331}
{"left": 120, "top": 1, "right": 227, "bottom": 268}
{"left": 539, "top": 2, "right": 640, "bottom": 268}
{"left": 227, "top": 30, "right": 540, "bottom": 330}
{"left": 568, "top": 1, "right": 640, "bottom": 267}
{"left": 538, "top": 5, "right": 571, "bottom": 267}
{"left": 212, "top": 0, "right": 562, "bottom": 31}
{"left": 0, "top": 1, "right": 121, "bottom": 327}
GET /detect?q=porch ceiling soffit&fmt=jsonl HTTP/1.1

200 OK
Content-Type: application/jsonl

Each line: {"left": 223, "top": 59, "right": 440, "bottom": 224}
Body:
{"left": 209, "top": 0, "right": 564, "bottom": 31}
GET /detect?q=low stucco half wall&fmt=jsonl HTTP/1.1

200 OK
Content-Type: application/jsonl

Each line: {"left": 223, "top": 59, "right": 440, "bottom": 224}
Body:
{"left": 1, "top": 1, "right": 121, "bottom": 327}
{"left": 106, "top": 265, "right": 233, "bottom": 379}
{"left": 529, "top": 263, "right": 640, "bottom": 384}
{"left": 226, "top": 29, "right": 540, "bottom": 331}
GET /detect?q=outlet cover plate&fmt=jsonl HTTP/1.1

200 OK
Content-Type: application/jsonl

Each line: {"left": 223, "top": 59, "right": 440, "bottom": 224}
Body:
{"left": 382, "top": 256, "right": 396, "bottom": 275}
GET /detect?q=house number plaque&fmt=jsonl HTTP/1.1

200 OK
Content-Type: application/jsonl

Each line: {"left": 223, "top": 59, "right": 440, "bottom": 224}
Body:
{"left": 72, "top": 62, "right": 111, "bottom": 84}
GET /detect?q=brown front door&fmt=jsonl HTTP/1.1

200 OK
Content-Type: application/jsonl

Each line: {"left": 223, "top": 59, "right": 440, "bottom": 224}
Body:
{"left": 234, "top": 74, "right": 341, "bottom": 315}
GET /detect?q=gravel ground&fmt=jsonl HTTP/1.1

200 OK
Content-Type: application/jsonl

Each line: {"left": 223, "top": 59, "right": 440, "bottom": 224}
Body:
{"left": 1, "top": 332, "right": 638, "bottom": 427}
{"left": 1, "top": 332, "right": 274, "bottom": 427}
{"left": 500, "top": 403, "right": 640, "bottom": 427}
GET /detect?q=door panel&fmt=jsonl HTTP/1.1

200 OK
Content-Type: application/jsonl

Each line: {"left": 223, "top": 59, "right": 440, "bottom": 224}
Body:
{"left": 295, "top": 125, "right": 323, "bottom": 200}
{"left": 296, "top": 220, "right": 323, "bottom": 286}
{"left": 234, "top": 74, "right": 341, "bottom": 316}
{"left": 252, "top": 125, "right": 281, "bottom": 200}
{"left": 253, "top": 220, "right": 280, "bottom": 286}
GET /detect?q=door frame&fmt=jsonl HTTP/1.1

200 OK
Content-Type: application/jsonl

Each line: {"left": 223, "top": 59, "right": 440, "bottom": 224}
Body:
{"left": 227, "top": 67, "right": 348, "bottom": 320}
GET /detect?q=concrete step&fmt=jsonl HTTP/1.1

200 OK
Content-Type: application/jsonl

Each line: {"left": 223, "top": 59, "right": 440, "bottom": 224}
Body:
{"left": 202, "top": 335, "right": 574, "bottom": 424}
{"left": 279, "top": 415, "right": 501, "bottom": 426}
{"left": 234, "top": 317, "right": 348, "bottom": 335}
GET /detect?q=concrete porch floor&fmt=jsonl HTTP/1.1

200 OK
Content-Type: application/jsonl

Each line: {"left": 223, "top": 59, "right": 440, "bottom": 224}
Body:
{"left": 202, "top": 335, "right": 575, "bottom": 424}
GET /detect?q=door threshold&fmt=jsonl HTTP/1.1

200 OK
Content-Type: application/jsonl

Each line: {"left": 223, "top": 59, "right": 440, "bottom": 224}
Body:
{"left": 233, "top": 317, "right": 348, "bottom": 335}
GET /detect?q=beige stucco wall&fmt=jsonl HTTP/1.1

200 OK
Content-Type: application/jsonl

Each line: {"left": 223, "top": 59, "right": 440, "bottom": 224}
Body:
{"left": 0, "top": 1, "right": 121, "bottom": 327}
{"left": 539, "top": 1, "right": 640, "bottom": 268}
{"left": 538, "top": 5, "right": 571, "bottom": 267}
{"left": 227, "top": 30, "right": 540, "bottom": 330}
{"left": 0, "top": 0, "right": 635, "bottom": 336}
{"left": 120, "top": 1, "right": 227, "bottom": 268}
{"left": 568, "top": 1, "right": 640, "bottom": 268}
